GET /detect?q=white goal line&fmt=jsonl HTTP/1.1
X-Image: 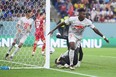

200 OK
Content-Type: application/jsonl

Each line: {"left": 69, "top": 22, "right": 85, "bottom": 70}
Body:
{"left": 85, "top": 55, "right": 116, "bottom": 59}
{"left": 50, "top": 68, "right": 97, "bottom": 77}
{"left": 0, "top": 60, "right": 39, "bottom": 67}
{"left": 0, "top": 60, "right": 97, "bottom": 77}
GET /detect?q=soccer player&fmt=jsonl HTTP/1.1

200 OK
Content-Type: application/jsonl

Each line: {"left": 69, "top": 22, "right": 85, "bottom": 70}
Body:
{"left": 56, "top": 15, "right": 83, "bottom": 67}
{"left": 55, "top": 46, "right": 82, "bottom": 68}
{"left": 48, "top": 8, "right": 109, "bottom": 69}
{"left": 76, "top": 45, "right": 83, "bottom": 67}
{"left": 32, "top": 11, "right": 46, "bottom": 56}
{"left": 5, "top": 9, "right": 34, "bottom": 60}
{"left": 56, "top": 15, "right": 70, "bottom": 50}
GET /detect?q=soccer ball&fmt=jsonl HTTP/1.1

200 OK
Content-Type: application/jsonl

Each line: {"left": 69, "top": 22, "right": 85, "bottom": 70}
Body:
{"left": 50, "top": 47, "right": 55, "bottom": 54}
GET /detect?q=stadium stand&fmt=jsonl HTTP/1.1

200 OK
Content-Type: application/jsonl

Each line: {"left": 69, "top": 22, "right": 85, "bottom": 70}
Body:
{"left": 0, "top": 0, "right": 45, "bottom": 21}
{"left": 51, "top": 0, "right": 116, "bottom": 22}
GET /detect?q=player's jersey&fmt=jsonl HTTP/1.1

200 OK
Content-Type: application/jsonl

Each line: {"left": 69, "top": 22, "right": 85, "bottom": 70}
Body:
{"left": 65, "top": 16, "right": 95, "bottom": 39}
{"left": 17, "top": 17, "right": 34, "bottom": 34}
{"left": 35, "top": 15, "right": 45, "bottom": 33}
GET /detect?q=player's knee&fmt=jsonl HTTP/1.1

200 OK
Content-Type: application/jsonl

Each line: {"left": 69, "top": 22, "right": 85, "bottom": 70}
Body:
{"left": 34, "top": 41, "right": 38, "bottom": 43}
{"left": 12, "top": 42, "right": 16, "bottom": 46}
{"left": 18, "top": 45, "right": 22, "bottom": 48}
{"left": 18, "top": 43, "right": 23, "bottom": 48}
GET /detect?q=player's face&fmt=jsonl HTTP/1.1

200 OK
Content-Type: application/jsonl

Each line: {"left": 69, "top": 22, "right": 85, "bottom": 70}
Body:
{"left": 42, "top": 13, "right": 46, "bottom": 18}
{"left": 28, "top": 12, "right": 33, "bottom": 18}
{"left": 79, "top": 12, "right": 86, "bottom": 19}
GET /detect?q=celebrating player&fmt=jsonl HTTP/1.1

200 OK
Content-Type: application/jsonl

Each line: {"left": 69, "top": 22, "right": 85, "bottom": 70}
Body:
{"left": 5, "top": 9, "right": 34, "bottom": 60}
{"left": 56, "top": 15, "right": 83, "bottom": 67}
{"left": 32, "top": 11, "right": 46, "bottom": 56}
{"left": 48, "top": 8, "right": 109, "bottom": 70}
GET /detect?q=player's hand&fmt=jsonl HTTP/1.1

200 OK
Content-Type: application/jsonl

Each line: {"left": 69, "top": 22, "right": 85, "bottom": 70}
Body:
{"left": 104, "top": 38, "right": 109, "bottom": 43}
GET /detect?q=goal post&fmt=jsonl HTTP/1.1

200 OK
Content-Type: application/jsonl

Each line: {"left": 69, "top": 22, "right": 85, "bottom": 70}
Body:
{"left": 0, "top": 0, "right": 50, "bottom": 69}
{"left": 44, "top": 0, "right": 50, "bottom": 69}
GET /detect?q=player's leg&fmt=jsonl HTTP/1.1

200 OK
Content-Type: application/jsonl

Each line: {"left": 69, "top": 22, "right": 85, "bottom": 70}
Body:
{"left": 5, "top": 39, "right": 16, "bottom": 59}
{"left": 66, "top": 36, "right": 70, "bottom": 50}
{"left": 73, "top": 48, "right": 79, "bottom": 66}
{"left": 10, "top": 34, "right": 28, "bottom": 60}
{"left": 10, "top": 43, "right": 23, "bottom": 60}
{"left": 55, "top": 54, "right": 69, "bottom": 68}
{"left": 77, "top": 45, "right": 83, "bottom": 67}
{"left": 32, "top": 34, "right": 39, "bottom": 56}
{"left": 68, "top": 42, "right": 75, "bottom": 69}
{"left": 5, "top": 32, "right": 19, "bottom": 59}
{"left": 41, "top": 35, "right": 46, "bottom": 55}
{"left": 78, "top": 45, "right": 83, "bottom": 61}
{"left": 68, "top": 33, "right": 77, "bottom": 69}
{"left": 58, "top": 26, "right": 64, "bottom": 36}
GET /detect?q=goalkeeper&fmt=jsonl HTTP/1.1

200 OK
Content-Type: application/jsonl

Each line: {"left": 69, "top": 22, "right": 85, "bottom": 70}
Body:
{"left": 55, "top": 46, "right": 82, "bottom": 68}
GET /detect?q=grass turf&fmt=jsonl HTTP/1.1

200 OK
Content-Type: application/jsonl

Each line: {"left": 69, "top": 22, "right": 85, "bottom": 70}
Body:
{"left": 0, "top": 47, "right": 116, "bottom": 77}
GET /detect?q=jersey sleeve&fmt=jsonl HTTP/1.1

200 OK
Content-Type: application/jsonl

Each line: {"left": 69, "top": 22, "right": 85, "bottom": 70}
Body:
{"left": 64, "top": 17, "right": 72, "bottom": 25}
{"left": 87, "top": 19, "right": 95, "bottom": 29}
{"left": 17, "top": 18, "right": 22, "bottom": 25}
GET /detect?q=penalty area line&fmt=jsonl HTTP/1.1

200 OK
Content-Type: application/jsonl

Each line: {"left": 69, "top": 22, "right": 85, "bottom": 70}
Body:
{"left": 100, "top": 55, "right": 116, "bottom": 59}
{"left": 86, "top": 55, "right": 116, "bottom": 59}
{"left": 49, "top": 68, "right": 97, "bottom": 77}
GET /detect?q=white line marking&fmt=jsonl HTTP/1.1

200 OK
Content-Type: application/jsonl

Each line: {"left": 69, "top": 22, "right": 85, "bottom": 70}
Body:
{"left": 0, "top": 60, "right": 97, "bottom": 77}
{"left": 100, "top": 55, "right": 116, "bottom": 59}
{"left": 0, "top": 60, "right": 39, "bottom": 67}
{"left": 50, "top": 68, "right": 97, "bottom": 77}
{"left": 85, "top": 55, "right": 116, "bottom": 59}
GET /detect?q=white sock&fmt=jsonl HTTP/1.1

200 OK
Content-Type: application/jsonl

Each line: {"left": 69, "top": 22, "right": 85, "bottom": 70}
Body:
{"left": 7, "top": 45, "right": 14, "bottom": 54}
{"left": 76, "top": 61, "right": 81, "bottom": 67}
{"left": 69, "top": 49, "right": 74, "bottom": 66}
{"left": 11, "top": 47, "right": 20, "bottom": 57}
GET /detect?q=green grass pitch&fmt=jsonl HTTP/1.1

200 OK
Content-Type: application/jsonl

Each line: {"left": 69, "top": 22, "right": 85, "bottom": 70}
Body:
{"left": 0, "top": 47, "right": 116, "bottom": 77}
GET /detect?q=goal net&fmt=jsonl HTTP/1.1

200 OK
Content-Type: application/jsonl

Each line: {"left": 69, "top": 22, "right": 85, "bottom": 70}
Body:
{"left": 0, "top": 0, "right": 50, "bottom": 69}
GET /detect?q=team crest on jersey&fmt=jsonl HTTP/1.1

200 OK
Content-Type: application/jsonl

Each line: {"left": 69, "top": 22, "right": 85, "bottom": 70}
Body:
{"left": 73, "top": 25, "right": 84, "bottom": 29}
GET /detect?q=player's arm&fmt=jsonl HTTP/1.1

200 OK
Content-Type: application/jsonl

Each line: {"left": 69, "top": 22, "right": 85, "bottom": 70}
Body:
{"left": 16, "top": 18, "right": 23, "bottom": 33}
{"left": 16, "top": 22, "right": 21, "bottom": 33}
{"left": 28, "top": 25, "right": 32, "bottom": 32}
{"left": 48, "top": 22, "right": 66, "bottom": 35}
{"left": 92, "top": 27, "right": 109, "bottom": 43}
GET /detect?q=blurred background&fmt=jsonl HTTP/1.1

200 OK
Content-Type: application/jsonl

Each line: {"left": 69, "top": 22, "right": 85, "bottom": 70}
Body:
{"left": 50, "top": 0, "right": 116, "bottom": 48}
{"left": 50, "top": 0, "right": 116, "bottom": 23}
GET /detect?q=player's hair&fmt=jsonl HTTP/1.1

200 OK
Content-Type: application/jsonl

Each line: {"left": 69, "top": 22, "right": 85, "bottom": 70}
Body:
{"left": 24, "top": 9, "right": 32, "bottom": 14}
{"left": 78, "top": 8, "right": 86, "bottom": 12}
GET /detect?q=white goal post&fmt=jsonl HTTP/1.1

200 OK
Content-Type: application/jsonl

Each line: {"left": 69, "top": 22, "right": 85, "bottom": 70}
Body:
{"left": 44, "top": 0, "right": 50, "bottom": 69}
{"left": 0, "top": 0, "right": 50, "bottom": 69}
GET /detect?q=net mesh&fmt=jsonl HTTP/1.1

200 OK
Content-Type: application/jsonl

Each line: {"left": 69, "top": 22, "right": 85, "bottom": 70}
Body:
{"left": 0, "top": 0, "right": 46, "bottom": 69}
